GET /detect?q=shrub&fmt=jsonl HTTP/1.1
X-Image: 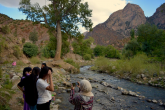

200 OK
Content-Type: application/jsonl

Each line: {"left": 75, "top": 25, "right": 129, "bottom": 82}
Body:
{"left": 93, "top": 45, "right": 105, "bottom": 56}
{"left": 64, "top": 58, "right": 80, "bottom": 69}
{"left": 29, "top": 30, "right": 38, "bottom": 44}
{"left": 1, "top": 25, "right": 10, "bottom": 34}
{"left": 22, "top": 38, "right": 25, "bottom": 44}
{"left": 41, "top": 46, "right": 51, "bottom": 58}
{"left": 105, "top": 45, "right": 121, "bottom": 58}
{"left": 83, "top": 54, "right": 91, "bottom": 60}
{"left": 23, "top": 42, "right": 38, "bottom": 57}
{"left": 13, "top": 45, "right": 21, "bottom": 59}
{"left": 122, "top": 39, "right": 141, "bottom": 58}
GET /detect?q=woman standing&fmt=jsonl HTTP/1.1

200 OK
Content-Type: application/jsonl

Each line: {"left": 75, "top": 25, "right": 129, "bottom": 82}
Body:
{"left": 17, "top": 67, "right": 32, "bottom": 110}
{"left": 17, "top": 67, "right": 39, "bottom": 110}
{"left": 37, "top": 67, "right": 54, "bottom": 110}
{"left": 69, "top": 79, "right": 94, "bottom": 110}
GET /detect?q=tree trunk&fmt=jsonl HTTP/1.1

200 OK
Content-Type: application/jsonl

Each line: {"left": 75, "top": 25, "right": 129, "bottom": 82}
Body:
{"left": 54, "top": 21, "right": 62, "bottom": 60}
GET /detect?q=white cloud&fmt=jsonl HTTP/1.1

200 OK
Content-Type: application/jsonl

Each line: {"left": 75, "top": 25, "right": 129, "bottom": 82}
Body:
{"left": 0, "top": 0, "right": 128, "bottom": 33}
{"left": 0, "top": 0, "right": 51, "bottom": 8}
{"left": 79, "top": 0, "right": 128, "bottom": 32}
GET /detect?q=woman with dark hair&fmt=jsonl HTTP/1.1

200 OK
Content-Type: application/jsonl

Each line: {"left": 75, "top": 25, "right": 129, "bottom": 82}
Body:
{"left": 17, "top": 67, "right": 39, "bottom": 110}
{"left": 17, "top": 67, "right": 32, "bottom": 110}
{"left": 37, "top": 67, "right": 54, "bottom": 110}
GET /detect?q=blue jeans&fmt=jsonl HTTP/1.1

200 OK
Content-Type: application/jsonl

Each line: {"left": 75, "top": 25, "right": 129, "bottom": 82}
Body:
{"left": 28, "top": 104, "right": 37, "bottom": 110}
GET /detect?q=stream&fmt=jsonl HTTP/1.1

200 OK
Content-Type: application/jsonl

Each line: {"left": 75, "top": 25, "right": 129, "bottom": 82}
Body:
{"left": 55, "top": 66, "right": 165, "bottom": 110}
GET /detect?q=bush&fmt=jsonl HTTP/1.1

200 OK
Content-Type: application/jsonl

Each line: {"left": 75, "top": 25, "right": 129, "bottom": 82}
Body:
{"left": 93, "top": 45, "right": 105, "bottom": 56}
{"left": 83, "top": 54, "right": 91, "bottom": 60}
{"left": 22, "top": 38, "right": 25, "bottom": 44}
{"left": 122, "top": 39, "right": 141, "bottom": 58}
{"left": 1, "top": 25, "right": 10, "bottom": 34}
{"left": 105, "top": 45, "right": 121, "bottom": 58}
{"left": 13, "top": 45, "right": 21, "bottom": 59}
{"left": 23, "top": 42, "right": 38, "bottom": 57}
{"left": 64, "top": 58, "right": 80, "bottom": 69}
{"left": 29, "top": 30, "right": 38, "bottom": 44}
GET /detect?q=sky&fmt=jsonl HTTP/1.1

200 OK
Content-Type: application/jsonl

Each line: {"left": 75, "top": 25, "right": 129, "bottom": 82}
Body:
{"left": 0, "top": 0, "right": 165, "bottom": 33}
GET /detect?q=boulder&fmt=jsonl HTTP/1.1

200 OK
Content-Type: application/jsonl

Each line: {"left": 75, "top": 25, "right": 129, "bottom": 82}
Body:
{"left": 141, "top": 74, "right": 145, "bottom": 79}
{"left": 63, "top": 81, "right": 71, "bottom": 87}
{"left": 22, "top": 59, "right": 31, "bottom": 64}
{"left": 152, "top": 99, "right": 157, "bottom": 103}
{"left": 55, "top": 99, "right": 62, "bottom": 104}
{"left": 11, "top": 75, "right": 20, "bottom": 85}
{"left": 136, "top": 74, "right": 140, "bottom": 79}
{"left": 122, "top": 89, "right": 129, "bottom": 95}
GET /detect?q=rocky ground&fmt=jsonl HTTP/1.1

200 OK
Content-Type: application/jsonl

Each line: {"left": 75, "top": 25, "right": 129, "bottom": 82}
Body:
{"left": 55, "top": 74, "right": 165, "bottom": 110}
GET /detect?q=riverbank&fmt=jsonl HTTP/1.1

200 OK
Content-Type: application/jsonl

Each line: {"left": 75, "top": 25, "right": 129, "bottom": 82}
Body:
{"left": 51, "top": 66, "right": 165, "bottom": 110}
{"left": 89, "top": 56, "right": 165, "bottom": 89}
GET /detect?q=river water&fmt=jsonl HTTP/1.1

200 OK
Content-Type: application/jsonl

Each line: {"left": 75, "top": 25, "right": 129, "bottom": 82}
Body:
{"left": 55, "top": 66, "right": 165, "bottom": 110}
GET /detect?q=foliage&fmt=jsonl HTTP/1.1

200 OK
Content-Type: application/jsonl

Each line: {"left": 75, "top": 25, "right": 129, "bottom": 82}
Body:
{"left": 130, "top": 29, "right": 135, "bottom": 40}
{"left": 42, "top": 32, "right": 69, "bottom": 58}
{"left": 23, "top": 42, "right": 38, "bottom": 57}
{"left": 137, "top": 23, "right": 165, "bottom": 60}
{"left": 29, "top": 57, "right": 40, "bottom": 64}
{"left": 64, "top": 58, "right": 80, "bottom": 69}
{"left": 29, "top": 30, "right": 38, "bottom": 44}
{"left": 1, "top": 25, "right": 10, "bottom": 34}
{"left": 3, "top": 75, "right": 12, "bottom": 89}
{"left": 13, "top": 45, "right": 21, "bottom": 59}
{"left": 122, "top": 39, "right": 141, "bottom": 58}
{"left": 72, "top": 36, "right": 94, "bottom": 58}
{"left": 93, "top": 54, "right": 163, "bottom": 79}
{"left": 93, "top": 45, "right": 105, "bottom": 56}
{"left": 0, "top": 40, "right": 9, "bottom": 50}
{"left": 22, "top": 38, "right": 25, "bottom": 44}
{"left": 19, "top": 0, "right": 93, "bottom": 59}
{"left": 83, "top": 54, "right": 91, "bottom": 60}
{"left": 105, "top": 45, "right": 121, "bottom": 58}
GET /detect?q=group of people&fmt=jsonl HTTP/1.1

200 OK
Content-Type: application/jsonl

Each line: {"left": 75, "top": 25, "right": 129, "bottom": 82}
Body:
{"left": 17, "top": 63, "right": 94, "bottom": 110}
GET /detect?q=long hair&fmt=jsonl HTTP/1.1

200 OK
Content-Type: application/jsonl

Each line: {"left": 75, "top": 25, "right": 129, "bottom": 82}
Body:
{"left": 32, "top": 67, "right": 40, "bottom": 77}
{"left": 39, "top": 67, "right": 49, "bottom": 78}
{"left": 23, "top": 67, "right": 32, "bottom": 77}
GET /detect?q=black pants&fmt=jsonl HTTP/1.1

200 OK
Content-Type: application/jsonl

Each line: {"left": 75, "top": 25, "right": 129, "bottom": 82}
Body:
{"left": 37, "top": 100, "right": 51, "bottom": 110}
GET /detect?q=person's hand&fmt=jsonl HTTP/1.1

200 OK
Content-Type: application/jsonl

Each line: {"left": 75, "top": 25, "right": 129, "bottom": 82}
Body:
{"left": 77, "top": 82, "right": 80, "bottom": 88}
{"left": 71, "top": 84, "right": 75, "bottom": 90}
{"left": 48, "top": 70, "right": 52, "bottom": 76}
{"left": 52, "top": 96, "right": 55, "bottom": 101}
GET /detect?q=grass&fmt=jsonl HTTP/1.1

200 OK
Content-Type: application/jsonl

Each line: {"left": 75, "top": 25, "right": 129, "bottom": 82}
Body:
{"left": 30, "top": 57, "right": 40, "bottom": 64}
{"left": 93, "top": 54, "right": 164, "bottom": 79}
{"left": 17, "top": 61, "right": 25, "bottom": 66}
{"left": 0, "top": 66, "right": 2, "bottom": 78}
{"left": 64, "top": 58, "right": 80, "bottom": 69}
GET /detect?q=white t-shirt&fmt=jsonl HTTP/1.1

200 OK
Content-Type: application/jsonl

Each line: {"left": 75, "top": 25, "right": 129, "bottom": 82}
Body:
{"left": 37, "top": 79, "right": 52, "bottom": 104}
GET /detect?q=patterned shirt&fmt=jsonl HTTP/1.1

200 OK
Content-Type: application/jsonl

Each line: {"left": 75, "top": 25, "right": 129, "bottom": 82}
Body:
{"left": 69, "top": 89, "right": 94, "bottom": 110}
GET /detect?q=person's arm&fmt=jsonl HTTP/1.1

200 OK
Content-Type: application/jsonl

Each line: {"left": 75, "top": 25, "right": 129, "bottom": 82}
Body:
{"left": 17, "top": 85, "right": 24, "bottom": 93}
{"left": 17, "top": 78, "right": 25, "bottom": 94}
{"left": 69, "top": 85, "right": 76, "bottom": 105}
{"left": 46, "top": 70, "right": 54, "bottom": 91}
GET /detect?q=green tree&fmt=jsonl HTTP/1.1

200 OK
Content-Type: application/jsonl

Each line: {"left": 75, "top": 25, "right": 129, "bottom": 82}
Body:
{"left": 122, "top": 39, "right": 141, "bottom": 58}
{"left": 23, "top": 42, "right": 38, "bottom": 57}
{"left": 130, "top": 29, "right": 135, "bottom": 40}
{"left": 105, "top": 45, "right": 120, "bottom": 58}
{"left": 19, "top": 0, "right": 93, "bottom": 60}
{"left": 93, "top": 45, "right": 105, "bottom": 56}
{"left": 29, "top": 30, "right": 38, "bottom": 44}
{"left": 137, "top": 23, "right": 165, "bottom": 58}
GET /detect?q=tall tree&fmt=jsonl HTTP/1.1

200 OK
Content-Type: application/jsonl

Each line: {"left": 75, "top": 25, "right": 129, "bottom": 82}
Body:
{"left": 19, "top": 0, "right": 93, "bottom": 60}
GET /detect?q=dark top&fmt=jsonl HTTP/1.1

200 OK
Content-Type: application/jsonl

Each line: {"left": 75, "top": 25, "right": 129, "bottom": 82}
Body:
{"left": 18, "top": 74, "right": 38, "bottom": 106}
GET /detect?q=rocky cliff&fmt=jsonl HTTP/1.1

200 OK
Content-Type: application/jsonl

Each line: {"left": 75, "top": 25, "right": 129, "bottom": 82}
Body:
{"left": 147, "top": 3, "right": 165, "bottom": 29}
{"left": 85, "top": 3, "right": 146, "bottom": 46}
